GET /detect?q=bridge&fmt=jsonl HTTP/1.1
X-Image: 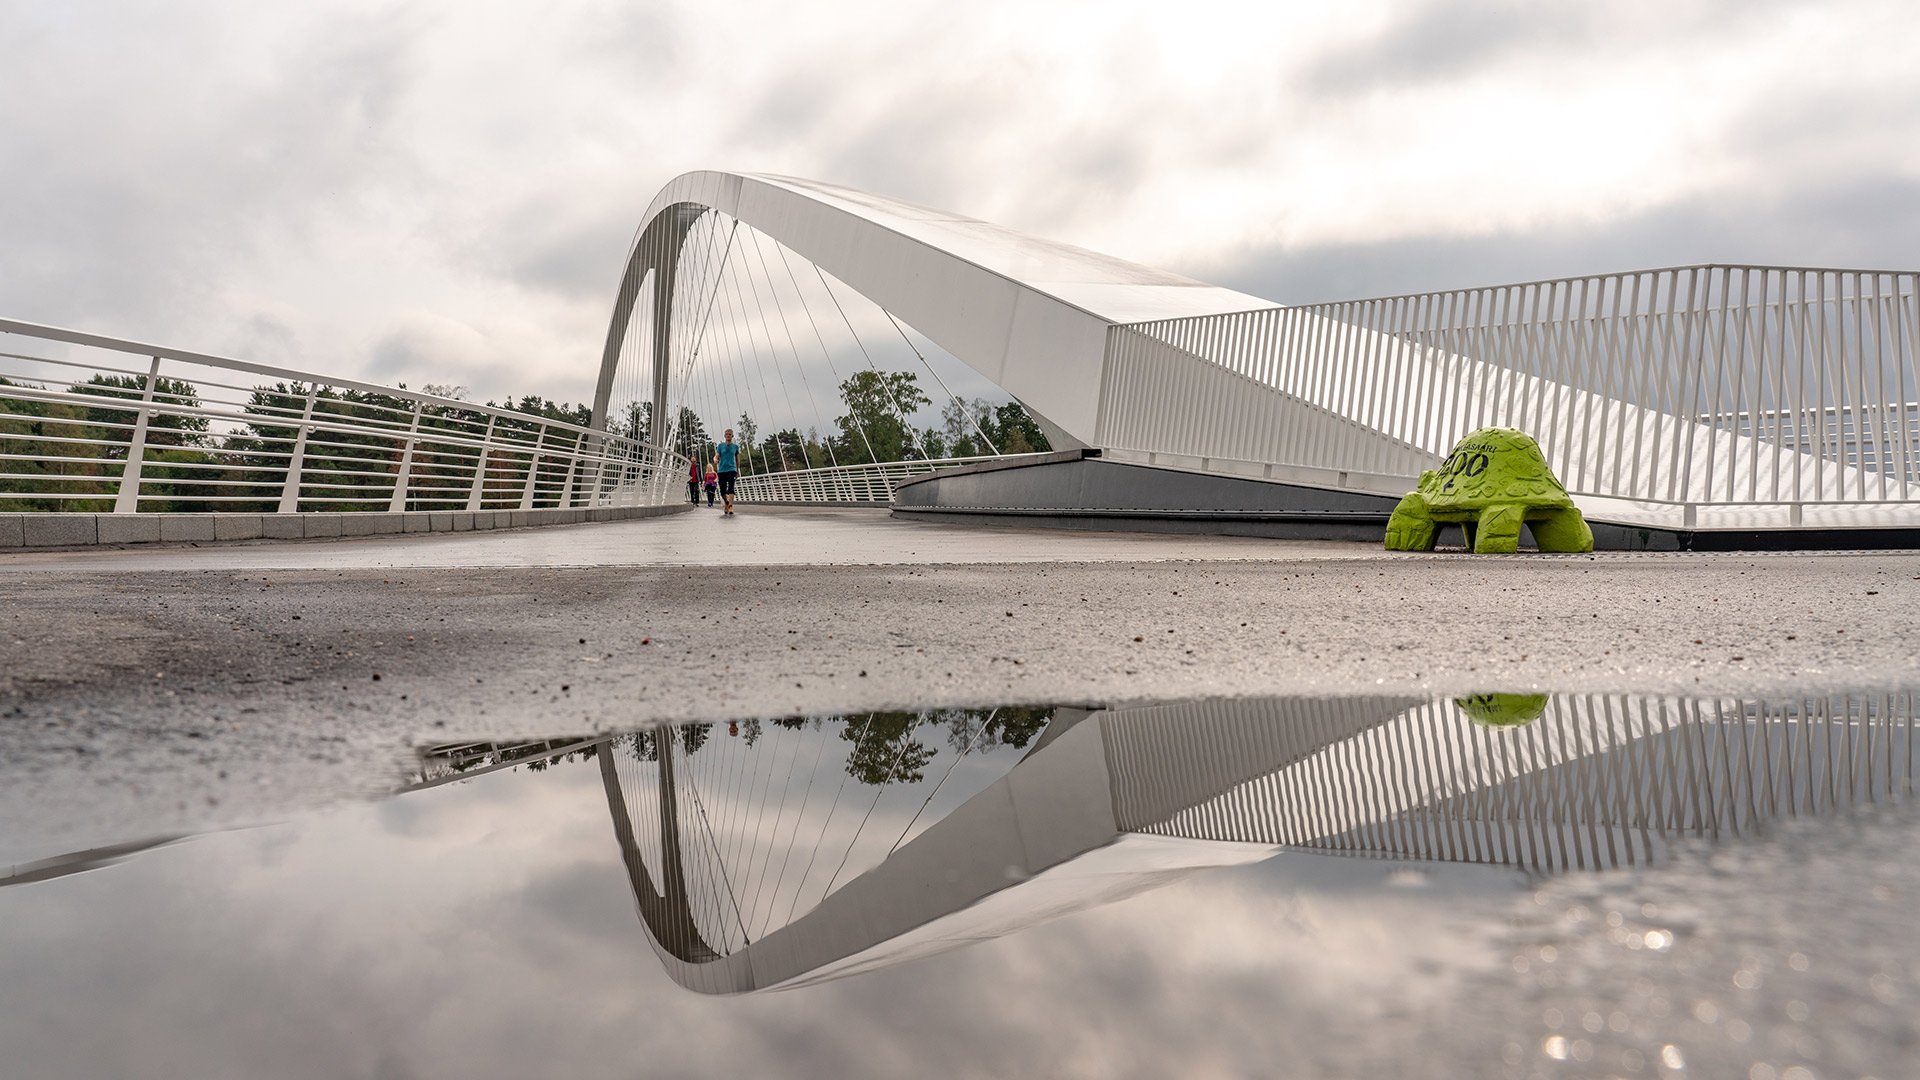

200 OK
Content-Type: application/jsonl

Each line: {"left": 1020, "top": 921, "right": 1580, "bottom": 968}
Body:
{"left": 413, "top": 691, "right": 1916, "bottom": 993}
{"left": 5, "top": 171, "right": 1919, "bottom": 548}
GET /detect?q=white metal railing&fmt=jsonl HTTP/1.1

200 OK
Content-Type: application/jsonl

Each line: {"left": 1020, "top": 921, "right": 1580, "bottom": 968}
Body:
{"left": 1108, "top": 265, "right": 1920, "bottom": 529}
{"left": 733, "top": 455, "right": 1018, "bottom": 504}
{"left": 0, "top": 318, "right": 687, "bottom": 514}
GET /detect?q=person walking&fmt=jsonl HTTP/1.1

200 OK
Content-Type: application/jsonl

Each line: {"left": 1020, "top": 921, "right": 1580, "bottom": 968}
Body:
{"left": 687, "top": 454, "right": 701, "bottom": 506}
{"left": 702, "top": 457, "right": 718, "bottom": 507}
{"left": 716, "top": 428, "right": 741, "bottom": 515}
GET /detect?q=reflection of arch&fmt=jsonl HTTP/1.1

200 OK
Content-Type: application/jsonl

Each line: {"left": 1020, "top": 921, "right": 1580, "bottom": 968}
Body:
{"left": 591, "top": 172, "right": 1275, "bottom": 451}
{"left": 597, "top": 737, "right": 718, "bottom": 963}
{"left": 599, "top": 693, "right": 1917, "bottom": 994}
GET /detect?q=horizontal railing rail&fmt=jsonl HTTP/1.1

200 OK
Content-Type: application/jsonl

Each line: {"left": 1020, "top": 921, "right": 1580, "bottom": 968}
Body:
{"left": 0, "top": 317, "right": 687, "bottom": 514}
{"left": 1109, "top": 264, "right": 1920, "bottom": 527}
{"left": 733, "top": 455, "right": 1022, "bottom": 504}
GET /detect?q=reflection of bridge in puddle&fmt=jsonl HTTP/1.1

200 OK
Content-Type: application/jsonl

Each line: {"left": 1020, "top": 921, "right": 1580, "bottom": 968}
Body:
{"left": 418, "top": 693, "right": 1918, "bottom": 994}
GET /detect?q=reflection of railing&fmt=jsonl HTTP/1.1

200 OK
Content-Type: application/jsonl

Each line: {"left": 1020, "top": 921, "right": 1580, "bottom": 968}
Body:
{"left": 0, "top": 318, "right": 686, "bottom": 513}
{"left": 1110, "top": 265, "right": 1920, "bottom": 528}
{"left": 734, "top": 454, "right": 1033, "bottom": 504}
{"left": 598, "top": 691, "right": 1917, "bottom": 993}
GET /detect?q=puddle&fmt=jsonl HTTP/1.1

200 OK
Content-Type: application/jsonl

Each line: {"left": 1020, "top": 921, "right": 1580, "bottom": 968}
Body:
{"left": 4, "top": 692, "right": 1916, "bottom": 1078}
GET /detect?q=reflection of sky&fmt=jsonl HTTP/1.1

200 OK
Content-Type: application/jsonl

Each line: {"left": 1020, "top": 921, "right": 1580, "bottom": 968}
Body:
{"left": 615, "top": 717, "right": 1035, "bottom": 948}
{"left": 0, "top": 752, "right": 1520, "bottom": 1079}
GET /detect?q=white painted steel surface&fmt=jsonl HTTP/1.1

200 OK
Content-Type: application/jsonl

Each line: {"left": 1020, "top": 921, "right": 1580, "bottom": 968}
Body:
{"left": 0, "top": 319, "right": 686, "bottom": 514}
{"left": 593, "top": 171, "right": 1277, "bottom": 453}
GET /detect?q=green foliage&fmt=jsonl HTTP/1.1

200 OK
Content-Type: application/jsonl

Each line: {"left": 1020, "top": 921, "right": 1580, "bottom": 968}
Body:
{"left": 833, "top": 370, "right": 931, "bottom": 464}
{"left": 938, "top": 396, "right": 1051, "bottom": 457}
{"left": 0, "top": 377, "right": 115, "bottom": 510}
{"left": 71, "top": 374, "right": 212, "bottom": 451}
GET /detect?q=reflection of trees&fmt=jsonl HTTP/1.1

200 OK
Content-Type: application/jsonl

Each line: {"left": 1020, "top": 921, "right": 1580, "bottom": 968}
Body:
{"left": 841, "top": 712, "right": 934, "bottom": 785}
{"left": 606, "top": 708, "right": 1054, "bottom": 788}
{"left": 680, "top": 723, "right": 711, "bottom": 756}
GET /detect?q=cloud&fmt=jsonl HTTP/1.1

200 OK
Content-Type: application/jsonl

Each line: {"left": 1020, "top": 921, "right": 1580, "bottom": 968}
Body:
{"left": 0, "top": 0, "right": 1916, "bottom": 418}
{"left": 1208, "top": 173, "right": 1920, "bottom": 305}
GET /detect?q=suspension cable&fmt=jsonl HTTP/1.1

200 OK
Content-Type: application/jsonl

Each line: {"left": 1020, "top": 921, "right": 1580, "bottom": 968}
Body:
{"left": 809, "top": 262, "right": 929, "bottom": 461}
{"left": 774, "top": 244, "right": 880, "bottom": 465}
{"left": 882, "top": 310, "right": 1000, "bottom": 456}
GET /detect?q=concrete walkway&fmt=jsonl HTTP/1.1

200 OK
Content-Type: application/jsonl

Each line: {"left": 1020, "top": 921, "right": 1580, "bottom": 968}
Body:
{"left": 0, "top": 505, "right": 1385, "bottom": 571}
{"left": 6, "top": 505, "right": 1920, "bottom": 862}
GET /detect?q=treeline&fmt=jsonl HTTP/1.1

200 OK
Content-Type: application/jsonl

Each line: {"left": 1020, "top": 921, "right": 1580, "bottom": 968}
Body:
{"left": 0, "top": 375, "right": 603, "bottom": 513}
{"left": 671, "top": 369, "right": 1050, "bottom": 470}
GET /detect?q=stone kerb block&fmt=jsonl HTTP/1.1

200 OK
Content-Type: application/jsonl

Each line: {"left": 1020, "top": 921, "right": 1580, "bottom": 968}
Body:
{"left": 213, "top": 515, "right": 265, "bottom": 541}
{"left": 98, "top": 515, "right": 163, "bottom": 544}
{"left": 159, "top": 515, "right": 218, "bottom": 542}
{"left": 23, "top": 514, "right": 97, "bottom": 547}
{"left": 430, "top": 512, "right": 455, "bottom": 532}
{"left": 261, "top": 515, "right": 305, "bottom": 539}
{"left": 510, "top": 510, "right": 531, "bottom": 528}
{"left": 340, "top": 513, "right": 402, "bottom": 536}
{"left": 303, "top": 515, "right": 344, "bottom": 538}
{"left": 0, "top": 514, "right": 25, "bottom": 547}
{"left": 451, "top": 513, "right": 474, "bottom": 531}
{"left": 403, "top": 513, "right": 433, "bottom": 533}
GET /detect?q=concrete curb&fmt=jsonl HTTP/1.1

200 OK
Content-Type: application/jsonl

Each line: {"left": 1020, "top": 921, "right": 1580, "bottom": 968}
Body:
{"left": 0, "top": 504, "right": 692, "bottom": 550}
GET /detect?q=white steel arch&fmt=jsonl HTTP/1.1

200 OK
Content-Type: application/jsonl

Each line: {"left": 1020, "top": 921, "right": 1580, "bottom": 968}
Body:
{"left": 591, "top": 171, "right": 1276, "bottom": 451}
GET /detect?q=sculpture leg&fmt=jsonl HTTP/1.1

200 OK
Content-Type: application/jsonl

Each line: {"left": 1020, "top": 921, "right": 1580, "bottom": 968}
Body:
{"left": 1384, "top": 494, "right": 1437, "bottom": 551}
{"left": 1473, "top": 504, "right": 1525, "bottom": 554}
{"left": 1529, "top": 507, "right": 1594, "bottom": 553}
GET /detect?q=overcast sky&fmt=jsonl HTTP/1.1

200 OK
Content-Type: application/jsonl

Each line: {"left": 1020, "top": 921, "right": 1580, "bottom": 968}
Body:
{"left": 3, "top": 0, "right": 1917, "bottom": 407}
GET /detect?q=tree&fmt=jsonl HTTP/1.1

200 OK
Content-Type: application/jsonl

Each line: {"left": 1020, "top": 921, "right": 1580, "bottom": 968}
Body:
{"left": 992, "top": 400, "right": 1051, "bottom": 454}
{"left": 941, "top": 397, "right": 994, "bottom": 457}
{"left": 669, "top": 406, "right": 708, "bottom": 458}
{"left": 610, "top": 400, "right": 651, "bottom": 444}
{"left": 834, "top": 371, "right": 930, "bottom": 464}
{"left": 71, "top": 374, "right": 211, "bottom": 452}
{"left": 0, "top": 378, "right": 115, "bottom": 511}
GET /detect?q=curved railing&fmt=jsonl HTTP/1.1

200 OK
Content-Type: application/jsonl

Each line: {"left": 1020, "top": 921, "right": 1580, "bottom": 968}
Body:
{"left": 1109, "top": 264, "right": 1920, "bottom": 530}
{"left": 0, "top": 318, "right": 687, "bottom": 514}
{"left": 733, "top": 455, "right": 1028, "bottom": 504}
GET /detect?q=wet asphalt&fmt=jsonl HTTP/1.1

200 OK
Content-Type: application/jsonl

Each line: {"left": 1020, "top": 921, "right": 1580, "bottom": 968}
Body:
{"left": 5, "top": 505, "right": 1920, "bottom": 858}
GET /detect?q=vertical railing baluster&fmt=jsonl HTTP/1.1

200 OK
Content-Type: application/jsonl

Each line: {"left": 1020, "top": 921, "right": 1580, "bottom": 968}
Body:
{"left": 467, "top": 414, "right": 496, "bottom": 512}
{"left": 519, "top": 424, "right": 549, "bottom": 510}
{"left": 277, "top": 385, "right": 320, "bottom": 514}
{"left": 387, "top": 399, "right": 424, "bottom": 513}
{"left": 113, "top": 356, "right": 163, "bottom": 514}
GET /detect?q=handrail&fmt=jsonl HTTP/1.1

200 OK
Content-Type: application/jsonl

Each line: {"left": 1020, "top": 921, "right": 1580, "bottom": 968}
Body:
{"left": 0, "top": 318, "right": 689, "bottom": 514}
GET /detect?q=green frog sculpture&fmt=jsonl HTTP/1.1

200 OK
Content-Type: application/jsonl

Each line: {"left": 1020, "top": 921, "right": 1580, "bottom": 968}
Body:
{"left": 1384, "top": 427, "right": 1594, "bottom": 554}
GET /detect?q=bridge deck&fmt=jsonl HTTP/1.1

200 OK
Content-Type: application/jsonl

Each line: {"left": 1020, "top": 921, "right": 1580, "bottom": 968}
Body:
{"left": 0, "top": 505, "right": 1388, "bottom": 572}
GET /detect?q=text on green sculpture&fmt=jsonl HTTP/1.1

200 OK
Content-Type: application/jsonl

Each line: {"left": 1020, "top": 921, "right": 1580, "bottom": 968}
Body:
{"left": 1384, "top": 427, "right": 1594, "bottom": 554}
{"left": 1454, "top": 692, "right": 1550, "bottom": 728}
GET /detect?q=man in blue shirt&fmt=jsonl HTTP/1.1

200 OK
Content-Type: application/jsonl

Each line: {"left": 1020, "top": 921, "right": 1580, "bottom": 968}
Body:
{"left": 716, "top": 428, "right": 741, "bottom": 516}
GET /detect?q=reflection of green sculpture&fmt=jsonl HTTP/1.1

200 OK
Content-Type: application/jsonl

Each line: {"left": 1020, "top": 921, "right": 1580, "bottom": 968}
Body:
{"left": 1455, "top": 693, "right": 1550, "bottom": 728}
{"left": 1384, "top": 427, "right": 1594, "bottom": 554}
